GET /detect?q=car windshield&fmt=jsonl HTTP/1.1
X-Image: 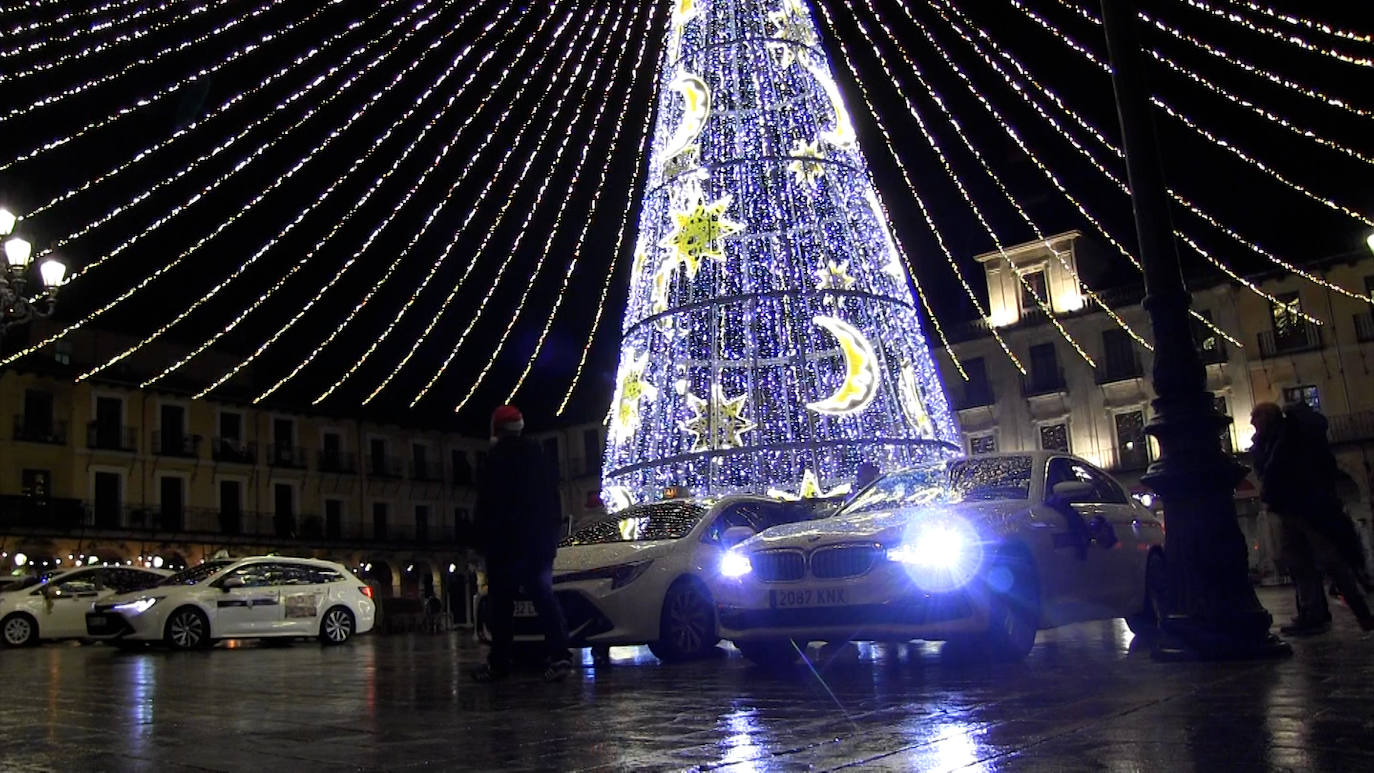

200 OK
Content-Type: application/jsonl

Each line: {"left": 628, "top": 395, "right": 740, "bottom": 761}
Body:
{"left": 838, "top": 466, "right": 951, "bottom": 516}
{"left": 157, "top": 560, "right": 235, "bottom": 587}
{"left": 949, "top": 456, "right": 1034, "bottom": 501}
{"left": 562, "top": 501, "right": 708, "bottom": 546}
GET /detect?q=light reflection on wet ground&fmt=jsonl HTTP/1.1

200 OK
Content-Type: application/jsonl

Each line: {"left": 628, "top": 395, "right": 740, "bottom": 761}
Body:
{"left": 1, "top": 588, "right": 1372, "bottom": 771}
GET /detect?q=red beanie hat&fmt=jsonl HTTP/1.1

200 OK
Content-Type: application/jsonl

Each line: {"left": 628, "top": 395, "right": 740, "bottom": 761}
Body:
{"left": 491, "top": 405, "right": 525, "bottom": 435}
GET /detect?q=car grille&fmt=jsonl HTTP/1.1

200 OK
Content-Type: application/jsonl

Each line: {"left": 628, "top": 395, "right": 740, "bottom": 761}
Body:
{"left": 810, "top": 544, "right": 882, "bottom": 579}
{"left": 751, "top": 550, "right": 805, "bottom": 582}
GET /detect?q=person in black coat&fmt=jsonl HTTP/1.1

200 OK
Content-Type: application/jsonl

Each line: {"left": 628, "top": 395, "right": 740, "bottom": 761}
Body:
{"left": 1251, "top": 402, "right": 1374, "bottom": 635}
{"left": 470, "top": 405, "right": 571, "bottom": 682}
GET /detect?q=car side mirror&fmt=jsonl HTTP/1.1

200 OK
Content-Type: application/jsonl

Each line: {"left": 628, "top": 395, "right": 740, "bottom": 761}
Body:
{"left": 1051, "top": 481, "right": 1095, "bottom": 504}
{"left": 722, "top": 526, "right": 756, "bottom": 549}
{"left": 221, "top": 576, "right": 245, "bottom": 591}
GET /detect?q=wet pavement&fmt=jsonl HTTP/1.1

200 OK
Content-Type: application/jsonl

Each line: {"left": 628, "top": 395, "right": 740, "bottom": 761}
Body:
{"left": 1, "top": 587, "right": 1372, "bottom": 771}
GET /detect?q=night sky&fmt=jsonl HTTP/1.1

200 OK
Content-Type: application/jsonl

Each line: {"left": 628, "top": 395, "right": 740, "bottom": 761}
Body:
{"left": 1, "top": 0, "right": 1369, "bottom": 433}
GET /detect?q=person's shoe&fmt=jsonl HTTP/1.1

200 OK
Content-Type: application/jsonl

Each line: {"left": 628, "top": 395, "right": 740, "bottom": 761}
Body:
{"left": 543, "top": 658, "right": 573, "bottom": 682}
{"left": 1280, "top": 618, "right": 1332, "bottom": 636}
{"left": 468, "top": 664, "right": 509, "bottom": 683}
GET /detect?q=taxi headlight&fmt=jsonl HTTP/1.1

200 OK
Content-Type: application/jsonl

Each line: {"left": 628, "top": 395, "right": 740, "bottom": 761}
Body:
{"left": 111, "top": 597, "right": 161, "bottom": 615}
{"left": 886, "top": 515, "right": 983, "bottom": 592}
{"left": 720, "top": 552, "right": 752, "bottom": 578}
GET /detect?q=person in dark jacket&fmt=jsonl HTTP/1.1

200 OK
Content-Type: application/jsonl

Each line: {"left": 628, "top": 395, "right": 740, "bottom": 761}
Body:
{"left": 470, "top": 405, "right": 572, "bottom": 682}
{"left": 1251, "top": 402, "right": 1374, "bottom": 635}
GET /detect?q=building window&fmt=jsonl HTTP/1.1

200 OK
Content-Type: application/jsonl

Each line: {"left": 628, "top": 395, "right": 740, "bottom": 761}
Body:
{"left": 969, "top": 433, "right": 997, "bottom": 455}
{"left": 1026, "top": 343, "right": 1063, "bottom": 394}
{"left": 53, "top": 340, "right": 72, "bottom": 365}
{"left": 961, "top": 357, "right": 993, "bottom": 407}
{"left": 325, "top": 499, "right": 343, "bottom": 539}
{"left": 1365, "top": 275, "right": 1374, "bottom": 299}
{"left": 451, "top": 449, "right": 472, "bottom": 485}
{"left": 1115, "top": 411, "right": 1149, "bottom": 471}
{"left": 1270, "top": 292, "right": 1307, "bottom": 348}
{"left": 1100, "top": 329, "right": 1138, "bottom": 380}
{"left": 219, "top": 480, "right": 243, "bottom": 535}
{"left": 1282, "top": 385, "right": 1320, "bottom": 413}
{"left": 1039, "top": 423, "right": 1069, "bottom": 452}
{"left": 1019, "top": 269, "right": 1047, "bottom": 313}
{"left": 1213, "top": 394, "right": 1234, "bottom": 454}
{"left": 372, "top": 502, "right": 389, "bottom": 540}
{"left": 1191, "top": 309, "right": 1225, "bottom": 362}
{"left": 415, "top": 504, "right": 430, "bottom": 543}
{"left": 413, "top": 443, "right": 431, "bottom": 480}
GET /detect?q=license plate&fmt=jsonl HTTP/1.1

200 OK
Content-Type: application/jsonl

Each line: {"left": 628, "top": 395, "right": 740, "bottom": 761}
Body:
{"left": 513, "top": 601, "right": 537, "bottom": 617}
{"left": 770, "top": 588, "right": 848, "bottom": 608}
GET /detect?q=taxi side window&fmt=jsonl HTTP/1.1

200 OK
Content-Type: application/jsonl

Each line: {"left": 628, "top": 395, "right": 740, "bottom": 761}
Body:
{"left": 1079, "top": 465, "right": 1128, "bottom": 504}
{"left": 277, "top": 564, "right": 317, "bottom": 586}
{"left": 704, "top": 503, "right": 762, "bottom": 545}
{"left": 1045, "top": 459, "right": 1128, "bottom": 504}
{"left": 102, "top": 568, "right": 158, "bottom": 593}
{"left": 224, "top": 563, "right": 275, "bottom": 588}
{"left": 50, "top": 571, "right": 100, "bottom": 596}
{"left": 312, "top": 568, "right": 345, "bottom": 584}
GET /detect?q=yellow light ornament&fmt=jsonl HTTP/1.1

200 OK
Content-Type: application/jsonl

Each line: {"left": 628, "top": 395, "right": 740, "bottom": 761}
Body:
{"left": 806, "top": 315, "right": 880, "bottom": 415}
{"left": 680, "top": 384, "right": 756, "bottom": 453}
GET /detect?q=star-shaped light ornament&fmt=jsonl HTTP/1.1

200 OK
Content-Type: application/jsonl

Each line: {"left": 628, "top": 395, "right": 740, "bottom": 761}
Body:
{"left": 610, "top": 350, "right": 659, "bottom": 443}
{"left": 766, "top": 0, "right": 819, "bottom": 69}
{"left": 787, "top": 138, "right": 827, "bottom": 187}
{"left": 660, "top": 189, "right": 745, "bottom": 274}
{"left": 814, "top": 259, "right": 856, "bottom": 291}
{"left": 679, "top": 384, "right": 757, "bottom": 453}
{"left": 767, "top": 469, "right": 852, "bottom": 501}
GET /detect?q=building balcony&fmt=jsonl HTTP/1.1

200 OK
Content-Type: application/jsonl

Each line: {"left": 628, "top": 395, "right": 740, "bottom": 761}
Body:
{"left": 86, "top": 422, "right": 137, "bottom": 452}
{"left": 1021, "top": 369, "right": 1068, "bottom": 398}
{"left": 954, "top": 387, "right": 995, "bottom": 411}
{"left": 1328, "top": 411, "right": 1374, "bottom": 445}
{"left": 368, "top": 455, "right": 404, "bottom": 479}
{"left": 1257, "top": 324, "right": 1322, "bottom": 358}
{"left": 1095, "top": 358, "right": 1144, "bottom": 385}
{"left": 212, "top": 437, "right": 257, "bottom": 465}
{"left": 0, "top": 495, "right": 85, "bottom": 529}
{"left": 152, "top": 431, "right": 201, "bottom": 458}
{"left": 13, "top": 416, "right": 67, "bottom": 445}
{"left": 410, "top": 461, "right": 442, "bottom": 482}
{"left": 1197, "top": 341, "right": 1228, "bottom": 365}
{"left": 317, "top": 450, "right": 357, "bottom": 474}
{"left": 1355, "top": 312, "right": 1374, "bottom": 343}
{"left": 267, "top": 445, "right": 308, "bottom": 469}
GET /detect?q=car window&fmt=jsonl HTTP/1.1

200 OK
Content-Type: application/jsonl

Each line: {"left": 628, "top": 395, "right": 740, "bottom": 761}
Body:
{"left": 312, "top": 567, "right": 346, "bottom": 583}
{"left": 48, "top": 570, "right": 99, "bottom": 596}
{"left": 562, "top": 501, "right": 709, "bottom": 545}
{"left": 703, "top": 501, "right": 777, "bottom": 545}
{"left": 102, "top": 568, "right": 164, "bottom": 594}
{"left": 949, "top": 456, "right": 1034, "bottom": 501}
{"left": 159, "top": 560, "right": 235, "bottom": 586}
{"left": 278, "top": 564, "right": 318, "bottom": 586}
{"left": 839, "top": 466, "right": 951, "bottom": 515}
{"left": 1045, "top": 458, "right": 1128, "bottom": 504}
{"left": 222, "top": 562, "right": 281, "bottom": 588}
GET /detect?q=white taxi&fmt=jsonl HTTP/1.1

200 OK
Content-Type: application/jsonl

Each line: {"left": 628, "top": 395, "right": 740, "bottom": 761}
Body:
{"left": 85, "top": 556, "right": 376, "bottom": 649}
{"left": 716, "top": 452, "right": 1165, "bottom": 663}
{"left": 481, "top": 496, "right": 828, "bottom": 661}
{"left": 1, "top": 566, "right": 170, "bottom": 646}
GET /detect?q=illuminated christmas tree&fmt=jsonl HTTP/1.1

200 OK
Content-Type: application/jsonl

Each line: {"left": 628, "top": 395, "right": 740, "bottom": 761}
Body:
{"left": 602, "top": 0, "right": 960, "bottom": 506}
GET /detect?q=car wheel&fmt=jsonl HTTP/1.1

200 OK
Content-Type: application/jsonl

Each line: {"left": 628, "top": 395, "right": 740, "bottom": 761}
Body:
{"left": 649, "top": 579, "right": 718, "bottom": 662}
{"left": 319, "top": 606, "right": 355, "bottom": 645}
{"left": 164, "top": 607, "right": 211, "bottom": 650}
{"left": 1126, "top": 550, "right": 1167, "bottom": 635}
{"left": 979, "top": 549, "right": 1040, "bottom": 662}
{"left": 735, "top": 639, "right": 804, "bottom": 667}
{"left": 1, "top": 613, "right": 38, "bottom": 647}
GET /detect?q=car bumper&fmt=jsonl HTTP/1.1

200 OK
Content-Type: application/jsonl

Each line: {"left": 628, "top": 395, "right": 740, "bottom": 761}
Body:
{"left": 715, "top": 563, "right": 987, "bottom": 642}
{"left": 86, "top": 608, "right": 166, "bottom": 641}
{"left": 490, "top": 579, "right": 662, "bottom": 647}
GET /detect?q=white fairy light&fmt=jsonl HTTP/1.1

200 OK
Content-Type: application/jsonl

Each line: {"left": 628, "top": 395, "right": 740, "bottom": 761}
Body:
{"left": 1217, "top": 0, "right": 1373, "bottom": 46}
{"left": 1173, "top": 0, "right": 1372, "bottom": 69}
{"left": 0, "top": 0, "right": 200, "bottom": 78}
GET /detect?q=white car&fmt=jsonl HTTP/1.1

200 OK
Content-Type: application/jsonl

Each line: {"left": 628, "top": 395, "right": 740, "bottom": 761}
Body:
{"left": 1, "top": 566, "right": 170, "bottom": 647}
{"left": 483, "top": 496, "right": 828, "bottom": 661}
{"left": 85, "top": 556, "right": 377, "bottom": 649}
{"left": 716, "top": 452, "right": 1166, "bottom": 664}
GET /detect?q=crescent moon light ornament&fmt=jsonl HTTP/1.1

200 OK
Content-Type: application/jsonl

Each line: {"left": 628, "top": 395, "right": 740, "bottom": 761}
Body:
{"left": 659, "top": 72, "right": 711, "bottom": 175}
{"left": 806, "top": 315, "right": 881, "bottom": 415}
{"left": 806, "top": 61, "right": 857, "bottom": 151}
{"left": 767, "top": 469, "right": 852, "bottom": 501}
{"left": 898, "top": 361, "right": 936, "bottom": 438}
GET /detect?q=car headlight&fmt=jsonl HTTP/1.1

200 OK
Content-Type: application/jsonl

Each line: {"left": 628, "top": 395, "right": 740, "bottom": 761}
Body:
{"left": 720, "top": 552, "right": 752, "bottom": 578}
{"left": 111, "top": 597, "right": 161, "bottom": 615}
{"left": 887, "top": 515, "right": 983, "bottom": 592}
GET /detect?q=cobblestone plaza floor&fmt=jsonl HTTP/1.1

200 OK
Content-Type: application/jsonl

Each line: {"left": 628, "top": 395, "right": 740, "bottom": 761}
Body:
{"left": 1, "top": 588, "right": 1371, "bottom": 771}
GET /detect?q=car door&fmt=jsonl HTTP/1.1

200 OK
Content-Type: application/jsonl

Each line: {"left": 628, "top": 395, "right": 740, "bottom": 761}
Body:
{"left": 275, "top": 563, "right": 326, "bottom": 635}
{"left": 1039, "top": 457, "right": 1121, "bottom": 622}
{"left": 38, "top": 569, "right": 103, "bottom": 638}
{"left": 213, "top": 563, "right": 282, "bottom": 635}
{"left": 1072, "top": 463, "right": 1151, "bottom": 614}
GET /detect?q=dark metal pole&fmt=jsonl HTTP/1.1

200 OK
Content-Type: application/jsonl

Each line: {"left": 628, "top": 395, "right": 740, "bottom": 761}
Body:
{"left": 1099, "top": 0, "right": 1288, "bottom": 659}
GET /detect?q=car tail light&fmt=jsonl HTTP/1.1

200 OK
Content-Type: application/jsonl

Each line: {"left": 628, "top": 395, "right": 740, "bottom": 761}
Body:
{"left": 358, "top": 585, "right": 374, "bottom": 599}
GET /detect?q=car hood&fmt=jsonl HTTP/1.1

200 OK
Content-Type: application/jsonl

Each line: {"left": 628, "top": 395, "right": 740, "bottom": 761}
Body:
{"left": 738, "top": 499, "right": 1032, "bottom": 550}
{"left": 554, "top": 540, "right": 681, "bottom": 571}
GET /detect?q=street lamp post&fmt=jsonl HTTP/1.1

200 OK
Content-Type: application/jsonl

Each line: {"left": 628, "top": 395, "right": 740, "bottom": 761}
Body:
{"left": 1098, "top": 0, "right": 1288, "bottom": 659}
{"left": 0, "top": 206, "right": 65, "bottom": 345}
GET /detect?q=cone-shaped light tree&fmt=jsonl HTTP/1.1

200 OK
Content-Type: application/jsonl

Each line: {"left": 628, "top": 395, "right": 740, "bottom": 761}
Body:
{"left": 602, "top": 0, "right": 961, "bottom": 507}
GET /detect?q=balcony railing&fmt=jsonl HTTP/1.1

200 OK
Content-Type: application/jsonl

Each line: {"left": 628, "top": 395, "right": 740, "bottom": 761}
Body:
{"left": 410, "top": 461, "right": 442, "bottom": 482}
{"left": 152, "top": 430, "right": 201, "bottom": 458}
{"left": 267, "top": 445, "right": 308, "bottom": 469}
{"left": 0, "top": 495, "right": 85, "bottom": 529}
{"left": 1197, "top": 341, "right": 1228, "bottom": 365}
{"left": 13, "top": 416, "right": 67, "bottom": 445}
{"left": 212, "top": 437, "right": 257, "bottom": 465}
{"left": 1095, "top": 356, "right": 1144, "bottom": 384}
{"left": 367, "top": 454, "right": 403, "bottom": 478}
{"left": 1257, "top": 324, "right": 1322, "bottom": 358}
{"left": 86, "top": 422, "right": 137, "bottom": 452}
{"left": 954, "top": 387, "right": 995, "bottom": 411}
{"left": 1328, "top": 411, "right": 1374, "bottom": 445}
{"left": 1355, "top": 312, "right": 1374, "bottom": 343}
{"left": 318, "top": 450, "right": 357, "bottom": 474}
{"left": 1021, "top": 369, "right": 1068, "bottom": 398}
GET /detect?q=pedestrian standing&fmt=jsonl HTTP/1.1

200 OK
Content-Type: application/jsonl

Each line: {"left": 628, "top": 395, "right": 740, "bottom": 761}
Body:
{"left": 470, "top": 405, "right": 572, "bottom": 682}
{"left": 1251, "top": 402, "right": 1374, "bottom": 635}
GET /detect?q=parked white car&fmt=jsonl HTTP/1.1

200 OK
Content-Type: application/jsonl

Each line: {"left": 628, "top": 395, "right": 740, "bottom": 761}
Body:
{"left": 716, "top": 452, "right": 1166, "bottom": 664}
{"left": 480, "top": 495, "right": 829, "bottom": 661}
{"left": 1, "top": 566, "right": 170, "bottom": 646}
{"left": 85, "top": 556, "right": 376, "bottom": 649}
